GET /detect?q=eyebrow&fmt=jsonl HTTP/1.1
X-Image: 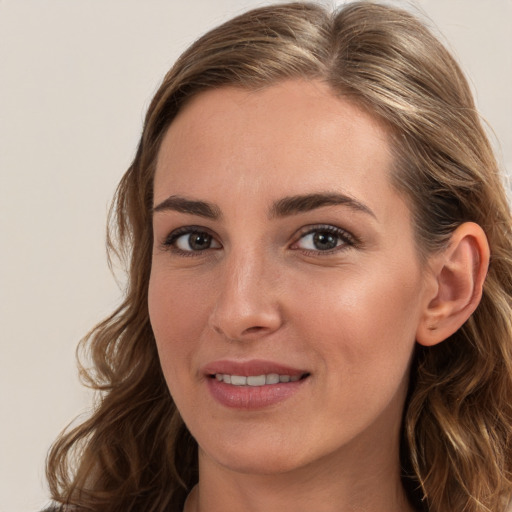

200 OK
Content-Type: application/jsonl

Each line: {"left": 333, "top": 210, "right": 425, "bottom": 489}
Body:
{"left": 153, "top": 195, "right": 221, "bottom": 219}
{"left": 269, "top": 193, "right": 376, "bottom": 220}
{"left": 153, "top": 192, "right": 376, "bottom": 221}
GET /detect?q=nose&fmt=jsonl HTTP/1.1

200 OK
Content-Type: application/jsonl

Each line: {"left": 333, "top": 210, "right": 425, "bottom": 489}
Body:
{"left": 208, "top": 249, "right": 283, "bottom": 342}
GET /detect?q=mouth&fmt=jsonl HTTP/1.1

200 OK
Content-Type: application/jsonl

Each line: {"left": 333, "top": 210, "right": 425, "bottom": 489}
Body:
{"left": 203, "top": 360, "right": 310, "bottom": 409}
{"left": 209, "top": 372, "right": 310, "bottom": 386}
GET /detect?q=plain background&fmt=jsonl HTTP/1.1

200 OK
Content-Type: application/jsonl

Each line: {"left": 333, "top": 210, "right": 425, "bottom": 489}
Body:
{"left": 1, "top": 1, "right": 510, "bottom": 511}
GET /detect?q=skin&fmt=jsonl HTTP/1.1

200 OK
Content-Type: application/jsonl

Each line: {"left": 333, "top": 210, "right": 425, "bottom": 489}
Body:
{"left": 148, "top": 80, "right": 434, "bottom": 512}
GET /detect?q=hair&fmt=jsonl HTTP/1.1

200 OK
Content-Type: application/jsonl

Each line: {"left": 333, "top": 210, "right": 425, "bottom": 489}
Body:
{"left": 46, "top": 2, "right": 512, "bottom": 512}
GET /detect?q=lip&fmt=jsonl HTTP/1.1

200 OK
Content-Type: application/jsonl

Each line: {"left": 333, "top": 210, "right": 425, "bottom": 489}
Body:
{"left": 202, "top": 359, "right": 307, "bottom": 377}
{"left": 202, "top": 359, "right": 310, "bottom": 410}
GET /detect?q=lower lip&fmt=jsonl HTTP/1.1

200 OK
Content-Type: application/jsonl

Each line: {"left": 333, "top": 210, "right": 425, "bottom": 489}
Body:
{"left": 206, "top": 377, "right": 307, "bottom": 409}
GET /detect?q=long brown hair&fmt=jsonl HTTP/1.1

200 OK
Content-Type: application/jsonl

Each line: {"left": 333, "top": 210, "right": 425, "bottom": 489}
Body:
{"left": 46, "top": 2, "right": 512, "bottom": 511}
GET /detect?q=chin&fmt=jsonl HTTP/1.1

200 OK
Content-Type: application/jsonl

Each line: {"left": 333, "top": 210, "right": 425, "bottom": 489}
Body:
{"left": 195, "top": 424, "right": 339, "bottom": 478}
{"left": 201, "top": 445, "right": 310, "bottom": 476}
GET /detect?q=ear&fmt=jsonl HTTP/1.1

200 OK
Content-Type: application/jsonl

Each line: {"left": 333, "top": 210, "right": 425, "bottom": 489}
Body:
{"left": 416, "top": 222, "right": 490, "bottom": 347}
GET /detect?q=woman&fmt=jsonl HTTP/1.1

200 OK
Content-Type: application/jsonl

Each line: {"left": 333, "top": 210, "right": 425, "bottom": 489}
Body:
{"left": 45, "top": 2, "right": 512, "bottom": 511}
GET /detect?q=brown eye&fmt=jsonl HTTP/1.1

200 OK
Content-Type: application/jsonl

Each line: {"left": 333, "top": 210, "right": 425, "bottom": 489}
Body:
{"left": 174, "top": 231, "right": 220, "bottom": 252}
{"left": 294, "top": 225, "right": 355, "bottom": 253}
{"left": 311, "top": 231, "right": 338, "bottom": 250}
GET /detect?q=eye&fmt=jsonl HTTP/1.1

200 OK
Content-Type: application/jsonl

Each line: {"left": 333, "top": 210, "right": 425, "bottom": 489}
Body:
{"left": 292, "top": 225, "right": 356, "bottom": 253}
{"left": 164, "top": 227, "right": 221, "bottom": 254}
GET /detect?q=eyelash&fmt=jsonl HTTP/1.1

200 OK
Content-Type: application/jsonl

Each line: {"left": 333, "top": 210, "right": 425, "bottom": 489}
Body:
{"left": 161, "top": 224, "right": 358, "bottom": 257}
{"left": 162, "top": 226, "right": 220, "bottom": 257}
{"left": 291, "top": 224, "right": 358, "bottom": 255}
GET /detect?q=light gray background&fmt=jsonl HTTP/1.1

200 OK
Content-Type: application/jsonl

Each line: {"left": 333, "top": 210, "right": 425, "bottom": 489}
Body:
{"left": 1, "top": 1, "right": 510, "bottom": 511}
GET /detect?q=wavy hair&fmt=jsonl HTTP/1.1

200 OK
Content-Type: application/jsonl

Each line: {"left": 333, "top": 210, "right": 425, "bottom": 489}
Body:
{"left": 46, "top": 2, "right": 512, "bottom": 511}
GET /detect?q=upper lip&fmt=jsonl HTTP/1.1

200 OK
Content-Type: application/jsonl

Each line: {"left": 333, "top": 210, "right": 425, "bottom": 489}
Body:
{"left": 202, "top": 359, "right": 308, "bottom": 377}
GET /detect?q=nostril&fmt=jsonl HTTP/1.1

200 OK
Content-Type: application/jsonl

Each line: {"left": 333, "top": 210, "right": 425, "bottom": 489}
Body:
{"left": 243, "top": 326, "right": 266, "bottom": 335}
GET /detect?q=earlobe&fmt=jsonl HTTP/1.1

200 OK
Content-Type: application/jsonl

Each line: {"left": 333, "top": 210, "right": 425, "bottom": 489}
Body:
{"left": 416, "top": 222, "right": 490, "bottom": 347}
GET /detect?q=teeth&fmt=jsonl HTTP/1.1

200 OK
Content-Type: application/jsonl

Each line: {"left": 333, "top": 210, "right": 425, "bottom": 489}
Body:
{"left": 230, "top": 375, "right": 247, "bottom": 386}
{"left": 266, "top": 373, "right": 280, "bottom": 384}
{"left": 215, "top": 373, "right": 304, "bottom": 386}
{"left": 247, "top": 375, "right": 266, "bottom": 386}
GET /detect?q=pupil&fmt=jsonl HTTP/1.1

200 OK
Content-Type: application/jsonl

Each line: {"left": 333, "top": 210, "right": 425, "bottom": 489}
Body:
{"left": 189, "top": 233, "right": 211, "bottom": 250}
{"left": 313, "top": 232, "right": 337, "bottom": 250}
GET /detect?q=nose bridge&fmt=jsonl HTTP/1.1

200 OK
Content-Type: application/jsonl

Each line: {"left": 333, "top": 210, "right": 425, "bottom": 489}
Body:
{"left": 209, "top": 243, "right": 282, "bottom": 340}
{"left": 229, "top": 245, "right": 265, "bottom": 297}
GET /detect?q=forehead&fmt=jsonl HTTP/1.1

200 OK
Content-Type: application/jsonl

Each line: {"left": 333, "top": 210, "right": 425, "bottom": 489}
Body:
{"left": 154, "top": 80, "right": 397, "bottom": 217}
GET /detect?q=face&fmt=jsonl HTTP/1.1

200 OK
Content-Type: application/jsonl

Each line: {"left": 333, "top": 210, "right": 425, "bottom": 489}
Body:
{"left": 149, "top": 80, "right": 431, "bottom": 477}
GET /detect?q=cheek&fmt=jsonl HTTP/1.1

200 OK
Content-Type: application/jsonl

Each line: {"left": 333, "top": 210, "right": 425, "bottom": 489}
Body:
{"left": 289, "top": 261, "right": 423, "bottom": 371}
{"left": 148, "top": 270, "right": 212, "bottom": 386}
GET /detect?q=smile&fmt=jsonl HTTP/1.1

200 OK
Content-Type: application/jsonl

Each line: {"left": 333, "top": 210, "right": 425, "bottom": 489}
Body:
{"left": 203, "top": 361, "right": 310, "bottom": 408}
{"left": 214, "top": 373, "right": 304, "bottom": 386}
